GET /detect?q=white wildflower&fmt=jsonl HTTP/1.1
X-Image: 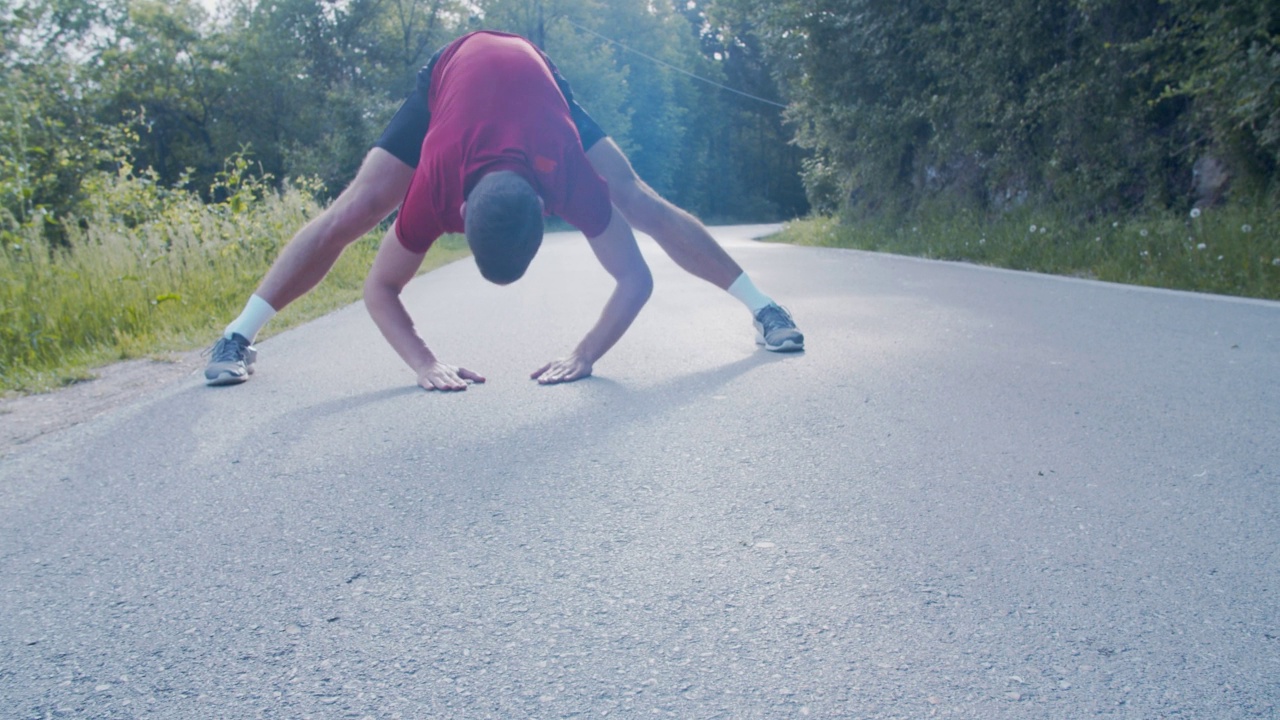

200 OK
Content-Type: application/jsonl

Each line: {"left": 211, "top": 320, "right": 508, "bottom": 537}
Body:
{"left": 1140, "top": 229, "right": 1149, "bottom": 237}
{"left": 1039, "top": 226, "right": 1047, "bottom": 234}
{"left": 1190, "top": 208, "right": 1201, "bottom": 219}
{"left": 1242, "top": 224, "right": 1253, "bottom": 233}
{"left": 1029, "top": 224, "right": 1037, "bottom": 233}
{"left": 1197, "top": 243, "right": 1207, "bottom": 250}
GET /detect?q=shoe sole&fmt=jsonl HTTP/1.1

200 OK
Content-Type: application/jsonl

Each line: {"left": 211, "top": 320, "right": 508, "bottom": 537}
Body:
{"left": 205, "top": 371, "right": 249, "bottom": 386}
{"left": 204, "top": 344, "right": 258, "bottom": 386}
{"left": 755, "top": 334, "right": 805, "bottom": 352}
{"left": 204, "top": 361, "right": 255, "bottom": 386}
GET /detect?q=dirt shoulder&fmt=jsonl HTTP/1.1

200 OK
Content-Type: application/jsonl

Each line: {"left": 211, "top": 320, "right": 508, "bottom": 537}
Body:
{"left": 0, "top": 352, "right": 205, "bottom": 459}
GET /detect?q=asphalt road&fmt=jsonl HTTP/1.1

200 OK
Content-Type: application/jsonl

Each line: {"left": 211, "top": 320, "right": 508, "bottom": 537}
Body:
{"left": 1, "top": 225, "right": 1277, "bottom": 719}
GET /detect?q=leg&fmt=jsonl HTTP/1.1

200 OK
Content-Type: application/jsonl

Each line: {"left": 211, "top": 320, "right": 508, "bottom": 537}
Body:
{"left": 585, "top": 138, "right": 803, "bottom": 352}
{"left": 255, "top": 147, "right": 415, "bottom": 310}
{"left": 586, "top": 138, "right": 742, "bottom": 290}
{"left": 205, "top": 148, "right": 415, "bottom": 386}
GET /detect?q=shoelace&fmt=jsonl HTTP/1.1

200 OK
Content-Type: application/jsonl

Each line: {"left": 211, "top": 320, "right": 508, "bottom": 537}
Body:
{"left": 757, "top": 305, "right": 794, "bottom": 332}
{"left": 208, "top": 335, "right": 248, "bottom": 363}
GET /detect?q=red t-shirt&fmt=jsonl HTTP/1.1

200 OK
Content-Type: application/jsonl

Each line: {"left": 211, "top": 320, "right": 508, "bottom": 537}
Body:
{"left": 394, "top": 31, "right": 612, "bottom": 253}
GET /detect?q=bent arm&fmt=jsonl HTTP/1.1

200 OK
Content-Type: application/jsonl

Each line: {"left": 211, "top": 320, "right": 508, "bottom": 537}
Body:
{"left": 577, "top": 207, "right": 654, "bottom": 362}
{"left": 533, "top": 207, "right": 653, "bottom": 384}
{"left": 364, "top": 229, "right": 435, "bottom": 370}
{"left": 364, "top": 229, "right": 483, "bottom": 390}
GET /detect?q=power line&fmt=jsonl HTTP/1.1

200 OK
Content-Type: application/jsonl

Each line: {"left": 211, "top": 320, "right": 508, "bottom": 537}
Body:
{"left": 558, "top": 17, "right": 788, "bottom": 110}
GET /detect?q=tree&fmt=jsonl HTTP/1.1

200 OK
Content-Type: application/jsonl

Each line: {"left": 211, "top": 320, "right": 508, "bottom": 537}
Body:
{"left": 94, "top": 0, "right": 224, "bottom": 187}
{"left": 722, "top": 0, "right": 1277, "bottom": 216}
{"left": 468, "top": 0, "right": 803, "bottom": 219}
{"left": 1154, "top": 0, "right": 1279, "bottom": 197}
{"left": 690, "top": 0, "right": 806, "bottom": 218}
{"left": 200, "top": 0, "right": 462, "bottom": 196}
{"left": 1, "top": 0, "right": 127, "bottom": 239}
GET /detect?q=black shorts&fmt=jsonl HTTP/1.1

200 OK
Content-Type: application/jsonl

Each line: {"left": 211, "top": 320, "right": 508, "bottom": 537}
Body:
{"left": 374, "top": 49, "right": 608, "bottom": 168}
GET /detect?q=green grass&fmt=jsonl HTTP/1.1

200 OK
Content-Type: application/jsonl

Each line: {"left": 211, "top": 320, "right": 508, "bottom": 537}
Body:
{"left": 772, "top": 203, "right": 1280, "bottom": 301}
{"left": 0, "top": 167, "right": 469, "bottom": 394}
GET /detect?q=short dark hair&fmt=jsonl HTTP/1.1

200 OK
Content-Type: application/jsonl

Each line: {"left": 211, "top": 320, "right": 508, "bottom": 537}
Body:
{"left": 464, "top": 171, "right": 544, "bottom": 285}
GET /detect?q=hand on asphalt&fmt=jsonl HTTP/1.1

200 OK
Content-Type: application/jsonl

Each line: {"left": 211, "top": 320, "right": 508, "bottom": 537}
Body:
{"left": 417, "top": 361, "right": 485, "bottom": 391}
{"left": 530, "top": 354, "right": 593, "bottom": 385}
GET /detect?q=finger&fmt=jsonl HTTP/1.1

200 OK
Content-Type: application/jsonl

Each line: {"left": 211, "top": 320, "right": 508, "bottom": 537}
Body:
{"left": 538, "top": 364, "right": 574, "bottom": 385}
{"left": 423, "top": 372, "right": 467, "bottom": 391}
{"left": 553, "top": 367, "right": 590, "bottom": 384}
{"left": 530, "top": 362, "right": 552, "bottom": 379}
{"left": 545, "top": 363, "right": 569, "bottom": 382}
{"left": 441, "top": 366, "right": 473, "bottom": 390}
{"left": 458, "top": 367, "right": 486, "bottom": 384}
{"left": 439, "top": 373, "right": 468, "bottom": 390}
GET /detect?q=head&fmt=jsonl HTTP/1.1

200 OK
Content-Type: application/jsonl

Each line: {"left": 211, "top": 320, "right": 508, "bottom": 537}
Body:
{"left": 463, "top": 170, "right": 544, "bottom": 285}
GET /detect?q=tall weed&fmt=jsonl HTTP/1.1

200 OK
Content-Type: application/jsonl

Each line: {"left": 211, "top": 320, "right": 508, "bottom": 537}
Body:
{"left": 0, "top": 156, "right": 466, "bottom": 393}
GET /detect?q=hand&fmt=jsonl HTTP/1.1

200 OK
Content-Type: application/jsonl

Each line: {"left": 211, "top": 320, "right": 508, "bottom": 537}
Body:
{"left": 417, "top": 361, "right": 485, "bottom": 391}
{"left": 530, "top": 354, "right": 593, "bottom": 385}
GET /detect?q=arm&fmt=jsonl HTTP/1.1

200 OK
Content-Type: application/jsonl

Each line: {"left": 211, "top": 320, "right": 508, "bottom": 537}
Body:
{"left": 364, "top": 228, "right": 485, "bottom": 390}
{"left": 532, "top": 207, "right": 654, "bottom": 384}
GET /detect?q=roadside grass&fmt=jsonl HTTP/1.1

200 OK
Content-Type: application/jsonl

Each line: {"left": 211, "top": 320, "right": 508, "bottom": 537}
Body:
{"left": 773, "top": 202, "right": 1280, "bottom": 301}
{"left": 0, "top": 163, "right": 468, "bottom": 395}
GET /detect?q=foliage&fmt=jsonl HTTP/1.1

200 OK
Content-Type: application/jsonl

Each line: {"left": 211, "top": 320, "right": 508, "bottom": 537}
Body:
{"left": 1154, "top": 0, "right": 1280, "bottom": 195}
{"left": 1, "top": 0, "right": 124, "bottom": 243}
{"left": 2, "top": 0, "right": 803, "bottom": 239}
{"left": 0, "top": 154, "right": 300, "bottom": 391}
{"left": 0, "top": 155, "right": 468, "bottom": 393}
{"left": 94, "top": 0, "right": 219, "bottom": 186}
{"left": 724, "top": 0, "right": 1279, "bottom": 217}
{"left": 462, "top": 0, "right": 806, "bottom": 219}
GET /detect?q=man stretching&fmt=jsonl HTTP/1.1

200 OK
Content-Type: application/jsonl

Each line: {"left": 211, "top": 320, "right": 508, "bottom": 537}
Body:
{"left": 205, "top": 30, "right": 803, "bottom": 389}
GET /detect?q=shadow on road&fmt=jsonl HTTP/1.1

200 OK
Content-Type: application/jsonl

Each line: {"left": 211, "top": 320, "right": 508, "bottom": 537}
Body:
{"left": 570, "top": 348, "right": 799, "bottom": 415}
{"left": 284, "top": 347, "right": 800, "bottom": 434}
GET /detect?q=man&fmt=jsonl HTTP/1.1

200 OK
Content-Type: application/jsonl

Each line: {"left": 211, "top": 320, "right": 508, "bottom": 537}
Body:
{"left": 205, "top": 30, "right": 803, "bottom": 389}
{"left": 367, "top": 31, "right": 652, "bottom": 389}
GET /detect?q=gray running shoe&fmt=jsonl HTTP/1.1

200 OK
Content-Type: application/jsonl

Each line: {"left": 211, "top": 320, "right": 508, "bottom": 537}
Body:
{"left": 754, "top": 304, "right": 804, "bottom": 352}
{"left": 204, "top": 333, "right": 257, "bottom": 386}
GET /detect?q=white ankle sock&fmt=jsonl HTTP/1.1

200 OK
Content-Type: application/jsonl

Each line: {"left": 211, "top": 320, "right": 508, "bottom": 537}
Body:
{"left": 224, "top": 294, "right": 277, "bottom": 341}
{"left": 726, "top": 274, "right": 773, "bottom": 314}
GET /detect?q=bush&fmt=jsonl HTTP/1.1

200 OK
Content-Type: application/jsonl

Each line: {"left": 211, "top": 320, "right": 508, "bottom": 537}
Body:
{"left": 745, "top": 0, "right": 1279, "bottom": 216}
{"left": 0, "top": 154, "right": 317, "bottom": 391}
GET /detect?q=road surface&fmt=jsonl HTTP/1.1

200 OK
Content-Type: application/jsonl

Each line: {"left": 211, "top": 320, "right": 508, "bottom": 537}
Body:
{"left": 2, "top": 225, "right": 1277, "bottom": 718}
